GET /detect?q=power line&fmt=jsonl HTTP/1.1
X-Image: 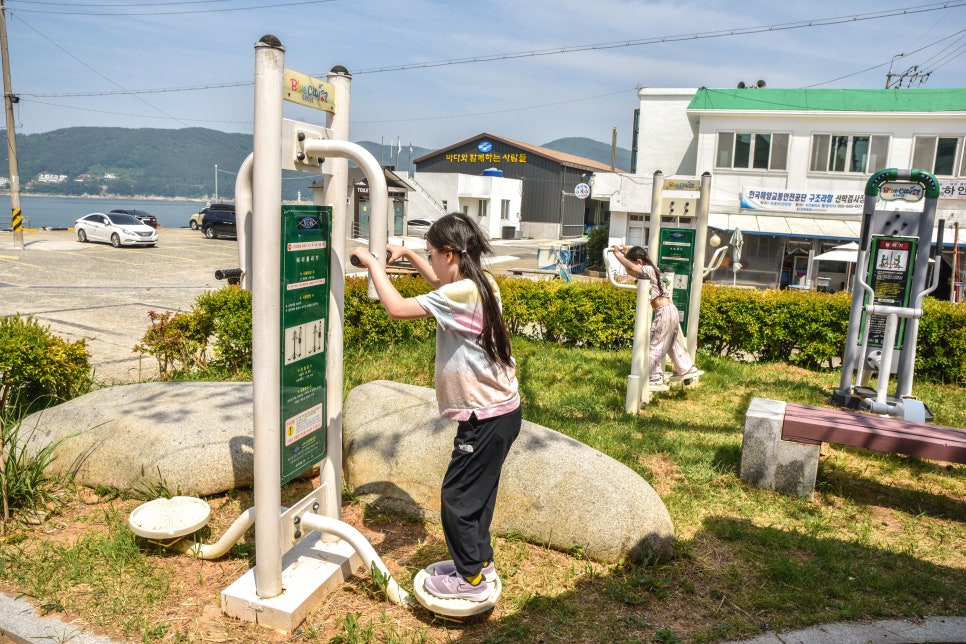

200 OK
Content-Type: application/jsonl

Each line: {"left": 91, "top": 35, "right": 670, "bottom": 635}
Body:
{"left": 16, "top": 2, "right": 966, "bottom": 99}
{"left": 6, "top": 0, "right": 335, "bottom": 14}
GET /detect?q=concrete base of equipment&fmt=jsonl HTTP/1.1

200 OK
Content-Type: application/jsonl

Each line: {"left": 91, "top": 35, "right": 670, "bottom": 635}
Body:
{"left": 221, "top": 534, "right": 363, "bottom": 633}
{"left": 413, "top": 560, "right": 501, "bottom": 618}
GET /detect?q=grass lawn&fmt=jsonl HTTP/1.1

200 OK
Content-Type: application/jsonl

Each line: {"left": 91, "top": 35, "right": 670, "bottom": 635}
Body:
{"left": 1, "top": 337, "right": 964, "bottom": 643}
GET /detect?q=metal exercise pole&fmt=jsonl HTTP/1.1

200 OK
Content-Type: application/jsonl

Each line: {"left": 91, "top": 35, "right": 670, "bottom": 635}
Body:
{"left": 606, "top": 248, "right": 652, "bottom": 412}
{"left": 895, "top": 170, "right": 940, "bottom": 397}
{"left": 251, "top": 35, "right": 285, "bottom": 600}
{"left": 319, "top": 66, "right": 352, "bottom": 525}
{"left": 835, "top": 180, "right": 879, "bottom": 401}
{"left": 685, "top": 172, "right": 712, "bottom": 358}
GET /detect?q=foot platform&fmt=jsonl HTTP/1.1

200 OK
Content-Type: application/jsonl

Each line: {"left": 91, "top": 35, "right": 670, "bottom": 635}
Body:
{"left": 668, "top": 369, "right": 703, "bottom": 383}
{"left": 412, "top": 560, "right": 501, "bottom": 618}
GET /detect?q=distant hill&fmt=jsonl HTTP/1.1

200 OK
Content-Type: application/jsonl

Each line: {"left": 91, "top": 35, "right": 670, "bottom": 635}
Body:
{"left": 0, "top": 128, "right": 631, "bottom": 200}
{"left": 542, "top": 137, "right": 631, "bottom": 172}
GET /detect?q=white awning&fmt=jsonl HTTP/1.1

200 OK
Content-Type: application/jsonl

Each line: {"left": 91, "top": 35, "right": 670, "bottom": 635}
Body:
{"left": 709, "top": 213, "right": 861, "bottom": 240}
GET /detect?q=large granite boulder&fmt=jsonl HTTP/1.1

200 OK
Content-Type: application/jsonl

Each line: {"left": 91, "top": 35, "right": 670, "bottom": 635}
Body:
{"left": 343, "top": 380, "right": 675, "bottom": 564}
{"left": 21, "top": 382, "right": 255, "bottom": 496}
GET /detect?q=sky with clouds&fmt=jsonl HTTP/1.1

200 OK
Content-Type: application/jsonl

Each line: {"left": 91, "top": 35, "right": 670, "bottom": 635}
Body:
{"left": 4, "top": 0, "right": 966, "bottom": 152}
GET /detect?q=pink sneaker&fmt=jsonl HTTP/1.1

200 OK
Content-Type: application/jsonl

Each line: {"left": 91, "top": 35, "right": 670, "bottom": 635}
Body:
{"left": 423, "top": 573, "right": 489, "bottom": 602}
{"left": 432, "top": 560, "right": 497, "bottom": 582}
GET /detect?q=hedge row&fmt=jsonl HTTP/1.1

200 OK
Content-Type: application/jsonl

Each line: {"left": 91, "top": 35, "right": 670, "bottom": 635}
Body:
{"left": 136, "top": 277, "right": 966, "bottom": 385}
{"left": 345, "top": 277, "right": 965, "bottom": 384}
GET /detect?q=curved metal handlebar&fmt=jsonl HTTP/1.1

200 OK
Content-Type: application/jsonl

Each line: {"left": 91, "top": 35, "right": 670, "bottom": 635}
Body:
{"left": 603, "top": 248, "right": 636, "bottom": 291}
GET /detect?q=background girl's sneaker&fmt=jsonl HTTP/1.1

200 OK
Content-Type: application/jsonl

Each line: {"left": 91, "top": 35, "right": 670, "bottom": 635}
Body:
{"left": 423, "top": 573, "right": 489, "bottom": 602}
{"left": 669, "top": 367, "right": 704, "bottom": 382}
{"left": 432, "top": 560, "right": 497, "bottom": 582}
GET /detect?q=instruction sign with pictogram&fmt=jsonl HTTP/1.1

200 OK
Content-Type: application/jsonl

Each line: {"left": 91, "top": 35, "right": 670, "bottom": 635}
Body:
{"left": 859, "top": 235, "right": 917, "bottom": 350}
{"left": 656, "top": 228, "right": 696, "bottom": 327}
{"left": 279, "top": 204, "right": 332, "bottom": 484}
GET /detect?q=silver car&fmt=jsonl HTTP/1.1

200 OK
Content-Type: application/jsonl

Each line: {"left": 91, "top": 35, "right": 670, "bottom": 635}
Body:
{"left": 406, "top": 218, "right": 435, "bottom": 238}
{"left": 75, "top": 212, "right": 159, "bottom": 247}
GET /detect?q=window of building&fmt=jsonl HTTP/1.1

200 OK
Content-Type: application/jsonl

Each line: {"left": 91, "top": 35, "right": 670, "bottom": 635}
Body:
{"left": 810, "top": 134, "right": 889, "bottom": 174}
{"left": 715, "top": 132, "right": 789, "bottom": 170}
{"left": 912, "top": 136, "right": 965, "bottom": 177}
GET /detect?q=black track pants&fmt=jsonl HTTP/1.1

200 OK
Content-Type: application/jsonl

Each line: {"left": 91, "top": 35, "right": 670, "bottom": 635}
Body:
{"left": 440, "top": 405, "right": 521, "bottom": 579}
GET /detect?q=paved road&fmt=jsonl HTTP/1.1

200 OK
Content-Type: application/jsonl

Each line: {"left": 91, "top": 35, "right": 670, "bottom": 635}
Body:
{"left": 0, "top": 228, "right": 543, "bottom": 384}
{"left": 0, "top": 228, "right": 239, "bottom": 383}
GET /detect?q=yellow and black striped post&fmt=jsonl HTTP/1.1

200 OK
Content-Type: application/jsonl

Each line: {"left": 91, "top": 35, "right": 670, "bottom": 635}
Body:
{"left": 12, "top": 206, "right": 23, "bottom": 248}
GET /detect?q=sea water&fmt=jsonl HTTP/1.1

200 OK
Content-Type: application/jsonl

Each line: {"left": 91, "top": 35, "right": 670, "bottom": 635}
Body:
{"left": 0, "top": 195, "right": 209, "bottom": 230}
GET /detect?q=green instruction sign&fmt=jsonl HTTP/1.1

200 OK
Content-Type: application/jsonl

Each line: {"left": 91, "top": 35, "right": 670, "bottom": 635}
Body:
{"left": 859, "top": 235, "right": 916, "bottom": 350}
{"left": 279, "top": 204, "right": 331, "bottom": 485}
{"left": 657, "top": 228, "right": 696, "bottom": 327}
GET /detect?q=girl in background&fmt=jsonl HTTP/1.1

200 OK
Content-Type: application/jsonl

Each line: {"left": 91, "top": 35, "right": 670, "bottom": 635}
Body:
{"left": 611, "top": 244, "right": 702, "bottom": 386}
{"left": 350, "top": 213, "right": 520, "bottom": 603}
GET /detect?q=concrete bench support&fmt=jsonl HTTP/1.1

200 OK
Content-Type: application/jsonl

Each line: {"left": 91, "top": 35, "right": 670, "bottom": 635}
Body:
{"left": 740, "top": 398, "right": 820, "bottom": 499}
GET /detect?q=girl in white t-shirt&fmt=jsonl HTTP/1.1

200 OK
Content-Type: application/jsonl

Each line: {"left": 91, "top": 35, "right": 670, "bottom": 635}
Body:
{"left": 350, "top": 213, "right": 520, "bottom": 603}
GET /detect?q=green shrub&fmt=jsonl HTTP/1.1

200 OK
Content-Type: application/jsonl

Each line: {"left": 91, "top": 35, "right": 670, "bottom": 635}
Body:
{"left": 0, "top": 315, "right": 91, "bottom": 421}
{"left": 194, "top": 286, "right": 253, "bottom": 373}
{"left": 0, "top": 315, "right": 88, "bottom": 522}
{"left": 915, "top": 298, "right": 966, "bottom": 385}
{"left": 136, "top": 286, "right": 253, "bottom": 379}
{"left": 138, "top": 277, "right": 966, "bottom": 386}
{"left": 344, "top": 276, "right": 435, "bottom": 349}
{"left": 585, "top": 226, "right": 609, "bottom": 269}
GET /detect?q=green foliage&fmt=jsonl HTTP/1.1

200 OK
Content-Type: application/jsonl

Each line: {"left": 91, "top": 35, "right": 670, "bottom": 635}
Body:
{"left": 135, "top": 286, "right": 252, "bottom": 379}
{"left": 1, "top": 417, "right": 65, "bottom": 521}
{"left": 0, "top": 315, "right": 89, "bottom": 522}
{"left": 697, "top": 285, "right": 852, "bottom": 370}
{"left": 0, "top": 315, "right": 92, "bottom": 421}
{"left": 0, "top": 507, "right": 173, "bottom": 636}
{"left": 584, "top": 225, "right": 609, "bottom": 268}
{"left": 344, "top": 276, "right": 436, "bottom": 349}
{"left": 915, "top": 297, "right": 966, "bottom": 385}
{"left": 193, "top": 287, "right": 254, "bottom": 373}
{"left": 137, "top": 278, "right": 965, "bottom": 385}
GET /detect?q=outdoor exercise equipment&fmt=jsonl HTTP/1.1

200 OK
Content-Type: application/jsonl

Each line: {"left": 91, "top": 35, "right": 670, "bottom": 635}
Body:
{"left": 127, "top": 36, "right": 492, "bottom": 631}
{"left": 832, "top": 168, "right": 944, "bottom": 421}
{"left": 412, "top": 561, "right": 503, "bottom": 619}
{"left": 604, "top": 171, "right": 714, "bottom": 412}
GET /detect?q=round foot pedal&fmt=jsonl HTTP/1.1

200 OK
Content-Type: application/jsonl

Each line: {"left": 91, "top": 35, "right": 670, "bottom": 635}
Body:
{"left": 128, "top": 496, "right": 211, "bottom": 539}
{"left": 412, "top": 560, "right": 501, "bottom": 618}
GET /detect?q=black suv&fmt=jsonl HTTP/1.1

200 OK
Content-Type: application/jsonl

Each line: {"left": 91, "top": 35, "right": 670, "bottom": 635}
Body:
{"left": 110, "top": 208, "right": 158, "bottom": 228}
{"left": 202, "top": 206, "right": 236, "bottom": 239}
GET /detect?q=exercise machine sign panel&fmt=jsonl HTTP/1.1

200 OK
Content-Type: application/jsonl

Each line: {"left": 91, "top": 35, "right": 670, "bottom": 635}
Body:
{"left": 859, "top": 235, "right": 916, "bottom": 350}
{"left": 279, "top": 204, "right": 331, "bottom": 485}
{"left": 657, "top": 228, "right": 695, "bottom": 327}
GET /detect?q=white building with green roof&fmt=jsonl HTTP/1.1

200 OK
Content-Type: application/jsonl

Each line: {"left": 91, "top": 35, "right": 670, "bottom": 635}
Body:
{"left": 593, "top": 87, "right": 966, "bottom": 293}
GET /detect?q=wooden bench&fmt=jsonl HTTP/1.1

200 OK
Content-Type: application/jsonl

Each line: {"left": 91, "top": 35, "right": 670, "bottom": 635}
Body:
{"left": 740, "top": 398, "right": 966, "bottom": 499}
{"left": 782, "top": 403, "right": 966, "bottom": 464}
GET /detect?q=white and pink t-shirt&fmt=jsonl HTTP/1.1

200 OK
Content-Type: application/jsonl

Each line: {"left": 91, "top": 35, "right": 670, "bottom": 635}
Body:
{"left": 415, "top": 277, "right": 520, "bottom": 421}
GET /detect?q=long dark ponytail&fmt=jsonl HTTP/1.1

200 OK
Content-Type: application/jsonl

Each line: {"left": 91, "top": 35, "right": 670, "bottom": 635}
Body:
{"left": 625, "top": 245, "right": 662, "bottom": 285}
{"left": 426, "top": 213, "right": 513, "bottom": 368}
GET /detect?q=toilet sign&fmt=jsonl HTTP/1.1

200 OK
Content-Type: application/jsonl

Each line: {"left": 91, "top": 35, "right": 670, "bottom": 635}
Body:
{"left": 574, "top": 182, "right": 590, "bottom": 199}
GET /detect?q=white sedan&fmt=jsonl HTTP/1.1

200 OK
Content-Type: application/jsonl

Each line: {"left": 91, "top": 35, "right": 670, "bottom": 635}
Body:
{"left": 75, "top": 212, "right": 159, "bottom": 247}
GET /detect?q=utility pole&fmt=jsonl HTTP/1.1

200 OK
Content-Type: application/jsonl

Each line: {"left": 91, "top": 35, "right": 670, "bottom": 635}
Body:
{"left": 0, "top": 0, "right": 23, "bottom": 249}
{"left": 885, "top": 53, "right": 931, "bottom": 88}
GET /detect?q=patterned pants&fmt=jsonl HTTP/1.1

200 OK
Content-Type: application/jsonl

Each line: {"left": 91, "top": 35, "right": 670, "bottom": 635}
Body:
{"left": 649, "top": 303, "right": 695, "bottom": 383}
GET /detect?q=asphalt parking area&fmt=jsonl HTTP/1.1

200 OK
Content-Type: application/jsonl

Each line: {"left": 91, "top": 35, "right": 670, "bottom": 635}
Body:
{"left": 0, "top": 228, "right": 240, "bottom": 384}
